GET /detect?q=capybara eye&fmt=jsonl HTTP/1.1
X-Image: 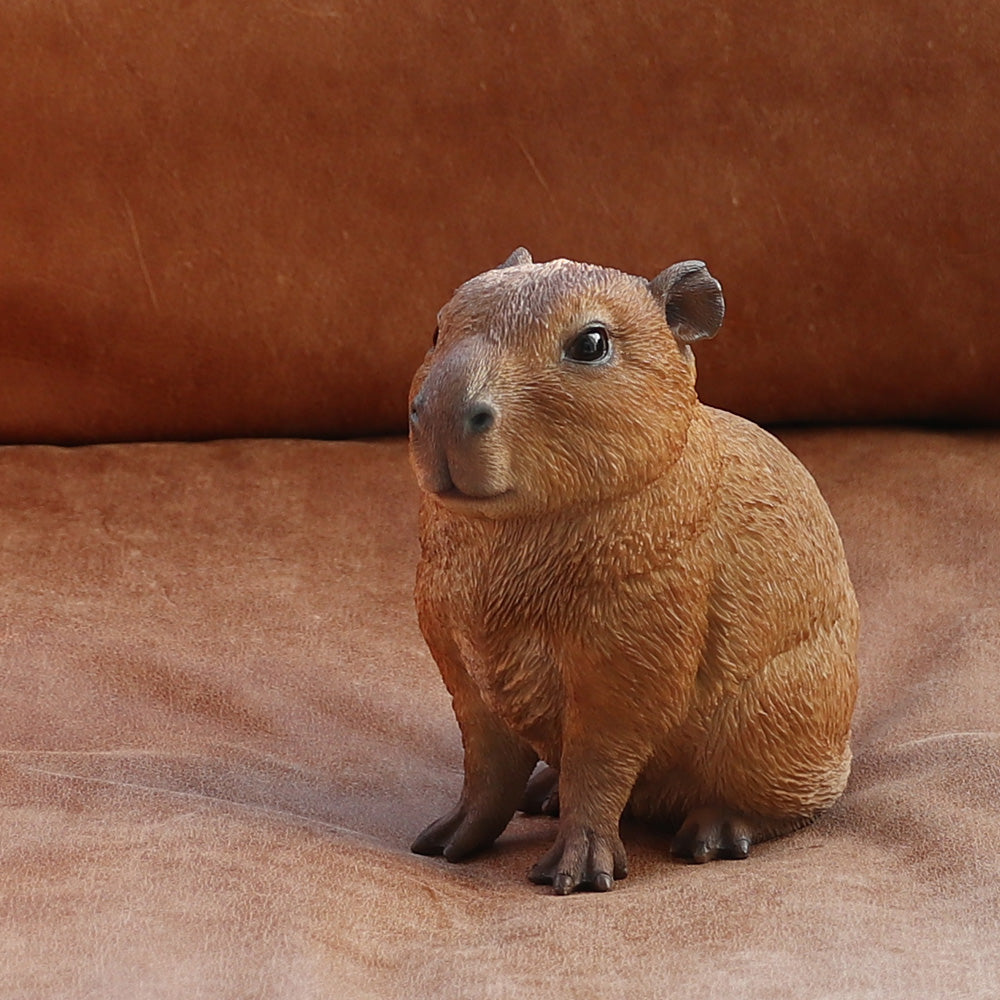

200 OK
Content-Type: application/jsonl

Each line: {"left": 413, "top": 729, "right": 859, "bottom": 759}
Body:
{"left": 564, "top": 324, "right": 610, "bottom": 364}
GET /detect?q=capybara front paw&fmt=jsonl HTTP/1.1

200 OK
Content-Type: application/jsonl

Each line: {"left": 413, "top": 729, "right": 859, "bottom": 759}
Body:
{"left": 411, "top": 802, "right": 509, "bottom": 862}
{"left": 528, "top": 826, "right": 628, "bottom": 894}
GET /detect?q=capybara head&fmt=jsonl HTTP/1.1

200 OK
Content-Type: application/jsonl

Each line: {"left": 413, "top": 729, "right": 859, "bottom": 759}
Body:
{"left": 408, "top": 248, "right": 724, "bottom": 517}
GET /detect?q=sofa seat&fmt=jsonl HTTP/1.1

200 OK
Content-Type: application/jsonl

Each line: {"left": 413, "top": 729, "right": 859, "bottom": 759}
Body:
{"left": 3, "top": 428, "right": 998, "bottom": 998}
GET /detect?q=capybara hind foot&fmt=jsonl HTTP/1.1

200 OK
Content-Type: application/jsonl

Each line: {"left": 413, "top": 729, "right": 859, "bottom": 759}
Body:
{"left": 671, "top": 807, "right": 753, "bottom": 862}
{"left": 520, "top": 765, "right": 560, "bottom": 816}
{"left": 528, "top": 826, "right": 628, "bottom": 894}
{"left": 670, "top": 806, "right": 810, "bottom": 863}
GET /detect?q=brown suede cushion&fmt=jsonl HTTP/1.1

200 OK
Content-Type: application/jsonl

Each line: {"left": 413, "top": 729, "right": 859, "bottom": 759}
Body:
{"left": 2, "top": 430, "right": 998, "bottom": 995}
{"left": 2, "top": 1, "right": 999, "bottom": 444}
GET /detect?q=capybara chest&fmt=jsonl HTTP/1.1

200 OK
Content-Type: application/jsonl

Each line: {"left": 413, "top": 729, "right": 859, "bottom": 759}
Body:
{"left": 417, "top": 507, "right": 708, "bottom": 762}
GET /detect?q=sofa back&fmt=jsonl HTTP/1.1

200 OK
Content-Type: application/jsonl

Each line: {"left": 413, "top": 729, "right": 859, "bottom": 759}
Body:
{"left": 3, "top": 0, "right": 997, "bottom": 444}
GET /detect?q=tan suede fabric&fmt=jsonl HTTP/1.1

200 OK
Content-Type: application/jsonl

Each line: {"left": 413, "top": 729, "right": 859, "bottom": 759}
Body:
{"left": 3, "top": 1, "right": 999, "bottom": 443}
{"left": 2, "top": 432, "right": 998, "bottom": 997}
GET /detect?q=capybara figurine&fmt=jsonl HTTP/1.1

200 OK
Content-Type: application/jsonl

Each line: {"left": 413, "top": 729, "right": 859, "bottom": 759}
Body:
{"left": 408, "top": 248, "right": 858, "bottom": 894}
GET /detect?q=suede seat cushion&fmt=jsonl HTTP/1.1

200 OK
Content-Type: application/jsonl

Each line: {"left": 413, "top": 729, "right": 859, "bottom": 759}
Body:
{"left": 3, "top": 0, "right": 999, "bottom": 445}
{"left": 2, "top": 430, "right": 999, "bottom": 997}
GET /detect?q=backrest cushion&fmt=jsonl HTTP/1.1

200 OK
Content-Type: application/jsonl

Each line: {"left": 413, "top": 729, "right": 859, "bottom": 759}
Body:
{"left": 2, "top": 1, "right": 997, "bottom": 442}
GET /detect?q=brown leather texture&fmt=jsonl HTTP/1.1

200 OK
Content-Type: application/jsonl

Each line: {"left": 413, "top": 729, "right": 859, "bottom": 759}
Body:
{"left": 3, "top": 433, "right": 999, "bottom": 997}
{"left": 3, "top": 1, "right": 999, "bottom": 444}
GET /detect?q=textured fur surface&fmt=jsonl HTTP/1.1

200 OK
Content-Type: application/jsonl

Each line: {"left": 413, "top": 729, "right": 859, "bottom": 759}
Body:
{"left": 408, "top": 252, "right": 858, "bottom": 893}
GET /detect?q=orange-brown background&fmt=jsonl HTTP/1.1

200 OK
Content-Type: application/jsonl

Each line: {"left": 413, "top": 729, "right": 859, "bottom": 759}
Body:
{"left": 3, "top": 0, "right": 998, "bottom": 444}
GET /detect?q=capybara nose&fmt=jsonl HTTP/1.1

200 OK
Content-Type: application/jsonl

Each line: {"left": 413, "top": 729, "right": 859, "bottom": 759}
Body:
{"left": 409, "top": 391, "right": 426, "bottom": 429}
{"left": 409, "top": 391, "right": 496, "bottom": 439}
{"left": 463, "top": 399, "right": 497, "bottom": 436}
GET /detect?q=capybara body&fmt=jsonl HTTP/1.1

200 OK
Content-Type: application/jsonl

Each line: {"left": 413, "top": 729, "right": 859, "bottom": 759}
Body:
{"left": 408, "top": 249, "right": 858, "bottom": 894}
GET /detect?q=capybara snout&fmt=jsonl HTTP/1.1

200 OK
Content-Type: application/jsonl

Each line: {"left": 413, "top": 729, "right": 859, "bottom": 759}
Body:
{"left": 409, "top": 336, "right": 511, "bottom": 499}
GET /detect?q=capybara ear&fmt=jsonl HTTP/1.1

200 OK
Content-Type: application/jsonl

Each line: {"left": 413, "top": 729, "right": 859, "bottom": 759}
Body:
{"left": 647, "top": 260, "right": 725, "bottom": 344}
{"left": 498, "top": 247, "right": 533, "bottom": 268}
